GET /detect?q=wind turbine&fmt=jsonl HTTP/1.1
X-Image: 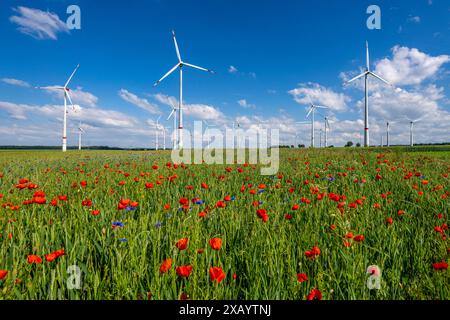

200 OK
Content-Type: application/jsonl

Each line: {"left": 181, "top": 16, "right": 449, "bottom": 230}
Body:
{"left": 154, "top": 115, "right": 161, "bottom": 150}
{"left": 167, "top": 101, "right": 178, "bottom": 150}
{"left": 306, "top": 98, "right": 329, "bottom": 148}
{"left": 153, "top": 30, "right": 214, "bottom": 150}
{"left": 323, "top": 116, "right": 331, "bottom": 148}
{"left": 78, "top": 122, "right": 85, "bottom": 151}
{"left": 37, "top": 64, "right": 80, "bottom": 152}
{"left": 407, "top": 117, "right": 423, "bottom": 147}
{"left": 345, "top": 42, "right": 393, "bottom": 147}
{"left": 384, "top": 119, "right": 398, "bottom": 147}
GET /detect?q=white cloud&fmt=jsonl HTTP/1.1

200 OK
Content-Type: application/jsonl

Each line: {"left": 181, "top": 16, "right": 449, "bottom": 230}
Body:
{"left": 407, "top": 16, "right": 421, "bottom": 23}
{"left": 10, "top": 6, "right": 69, "bottom": 40}
{"left": 151, "top": 93, "right": 226, "bottom": 123}
{"left": 374, "top": 46, "right": 449, "bottom": 86}
{"left": 40, "top": 86, "right": 99, "bottom": 108}
{"left": 289, "top": 83, "right": 350, "bottom": 112}
{"left": 228, "top": 65, "right": 238, "bottom": 74}
{"left": 1, "top": 78, "right": 31, "bottom": 88}
{"left": 237, "top": 99, "right": 256, "bottom": 109}
{"left": 119, "top": 89, "right": 161, "bottom": 114}
{"left": 0, "top": 101, "right": 32, "bottom": 120}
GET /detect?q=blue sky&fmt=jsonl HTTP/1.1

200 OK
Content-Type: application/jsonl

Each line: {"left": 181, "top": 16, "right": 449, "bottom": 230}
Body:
{"left": 0, "top": 0, "right": 449, "bottom": 147}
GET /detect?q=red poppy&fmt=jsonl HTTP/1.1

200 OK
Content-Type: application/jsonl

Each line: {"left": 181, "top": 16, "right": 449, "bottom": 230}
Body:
{"left": 45, "top": 253, "right": 57, "bottom": 262}
{"left": 305, "top": 246, "right": 321, "bottom": 258}
{"left": 145, "top": 182, "right": 154, "bottom": 189}
{"left": 176, "top": 266, "right": 193, "bottom": 277}
{"left": 201, "top": 183, "right": 209, "bottom": 189}
{"left": 159, "top": 258, "right": 172, "bottom": 273}
{"left": 209, "top": 238, "right": 222, "bottom": 251}
{"left": 432, "top": 262, "right": 448, "bottom": 270}
{"left": 354, "top": 235, "right": 365, "bottom": 242}
{"left": 176, "top": 238, "right": 189, "bottom": 250}
{"left": 54, "top": 249, "right": 65, "bottom": 258}
{"left": 386, "top": 217, "right": 393, "bottom": 225}
{"left": 80, "top": 180, "right": 87, "bottom": 187}
{"left": 91, "top": 210, "right": 100, "bottom": 216}
{"left": 285, "top": 214, "right": 293, "bottom": 220}
{"left": 224, "top": 195, "right": 232, "bottom": 202}
{"left": 215, "top": 200, "right": 226, "bottom": 208}
{"left": 330, "top": 224, "right": 337, "bottom": 231}
{"left": 179, "top": 198, "right": 189, "bottom": 205}
{"left": 297, "top": 273, "right": 308, "bottom": 283}
{"left": 199, "top": 211, "right": 207, "bottom": 217}
{"left": 27, "top": 255, "right": 42, "bottom": 264}
{"left": 307, "top": 288, "right": 322, "bottom": 300}
{"left": 82, "top": 199, "right": 92, "bottom": 207}
{"left": 373, "top": 203, "right": 381, "bottom": 209}
{"left": 58, "top": 195, "right": 68, "bottom": 201}
{"left": 209, "top": 267, "right": 226, "bottom": 284}
{"left": 164, "top": 204, "right": 171, "bottom": 210}
{"left": 292, "top": 204, "right": 300, "bottom": 210}
{"left": 345, "top": 232, "right": 353, "bottom": 239}
{"left": 397, "top": 210, "right": 405, "bottom": 216}
{"left": 0, "top": 270, "right": 7, "bottom": 280}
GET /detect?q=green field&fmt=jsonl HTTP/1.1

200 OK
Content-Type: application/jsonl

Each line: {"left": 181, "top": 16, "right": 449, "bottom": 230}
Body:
{"left": 0, "top": 148, "right": 448, "bottom": 300}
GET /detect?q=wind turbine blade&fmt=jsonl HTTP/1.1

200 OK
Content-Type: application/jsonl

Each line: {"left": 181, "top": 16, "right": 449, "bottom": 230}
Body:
{"left": 172, "top": 30, "right": 182, "bottom": 63}
{"left": 64, "top": 64, "right": 80, "bottom": 88}
{"left": 306, "top": 107, "right": 313, "bottom": 118}
{"left": 183, "top": 62, "right": 214, "bottom": 73}
{"left": 153, "top": 63, "right": 180, "bottom": 87}
{"left": 315, "top": 105, "right": 329, "bottom": 109}
{"left": 346, "top": 72, "right": 366, "bottom": 84}
{"left": 65, "top": 91, "right": 76, "bottom": 111}
{"left": 369, "top": 72, "right": 392, "bottom": 86}
{"left": 366, "top": 41, "right": 370, "bottom": 71}
{"left": 167, "top": 108, "right": 175, "bottom": 120}
{"left": 36, "top": 86, "right": 65, "bottom": 91}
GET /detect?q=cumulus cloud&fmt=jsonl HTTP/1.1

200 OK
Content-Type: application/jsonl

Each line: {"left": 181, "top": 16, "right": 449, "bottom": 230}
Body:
{"left": 237, "top": 99, "right": 256, "bottom": 109}
{"left": 289, "top": 83, "right": 350, "bottom": 112}
{"left": 407, "top": 16, "right": 421, "bottom": 23}
{"left": 10, "top": 6, "right": 69, "bottom": 40}
{"left": 1, "top": 78, "right": 31, "bottom": 88}
{"left": 373, "top": 46, "right": 449, "bottom": 86}
{"left": 119, "top": 89, "right": 161, "bottom": 114}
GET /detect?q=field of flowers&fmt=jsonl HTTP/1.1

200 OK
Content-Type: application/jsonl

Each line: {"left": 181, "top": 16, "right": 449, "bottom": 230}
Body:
{"left": 0, "top": 148, "right": 448, "bottom": 300}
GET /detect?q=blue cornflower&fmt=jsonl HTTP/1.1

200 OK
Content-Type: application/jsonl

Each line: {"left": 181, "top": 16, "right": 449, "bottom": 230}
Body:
{"left": 126, "top": 206, "right": 137, "bottom": 211}
{"left": 119, "top": 238, "right": 128, "bottom": 242}
{"left": 112, "top": 221, "right": 125, "bottom": 227}
{"left": 195, "top": 200, "right": 204, "bottom": 205}
{"left": 155, "top": 221, "right": 162, "bottom": 228}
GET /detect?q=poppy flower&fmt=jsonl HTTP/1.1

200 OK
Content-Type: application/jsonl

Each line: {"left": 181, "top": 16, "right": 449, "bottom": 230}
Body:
{"left": 145, "top": 182, "right": 154, "bottom": 189}
{"left": 285, "top": 214, "right": 293, "bottom": 220}
{"left": 54, "top": 249, "right": 65, "bottom": 258}
{"left": 307, "top": 288, "right": 322, "bottom": 300}
{"left": 345, "top": 232, "right": 353, "bottom": 239}
{"left": 0, "top": 270, "right": 7, "bottom": 280}
{"left": 179, "top": 198, "right": 189, "bottom": 205}
{"left": 432, "top": 262, "right": 448, "bottom": 270}
{"left": 176, "top": 266, "right": 193, "bottom": 277}
{"left": 292, "top": 204, "right": 300, "bottom": 210}
{"left": 215, "top": 201, "right": 226, "bottom": 208}
{"left": 58, "top": 195, "right": 68, "bottom": 201}
{"left": 80, "top": 181, "right": 87, "bottom": 187}
{"left": 27, "top": 255, "right": 42, "bottom": 264}
{"left": 209, "top": 267, "right": 226, "bottom": 284}
{"left": 45, "top": 253, "right": 57, "bottom": 262}
{"left": 176, "top": 238, "right": 189, "bottom": 250}
{"left": 201, "top": 183, "right": 209, "bottom": 189}
{"left": 330, "top": 224, "right": 337, "bottom": 231}
{"left": 209, "top": 238, "right": 222, "bottom": 251}
{"left": 354, "top": 235, "right": 365, "bottom": 242}
{"left": 297, "top": 273, "right": 308, "bottom": 283}
{"left": 159, "top": 258, "right": 172, "bottom": 273}
{"left": 386, "top": 217, "right": 393, "bottom": 225}
{"left": 164, "top": 204, "right": 171, "bottom": 210}
{"left": 82, "top": 199, "right": 92, "bottom": 207}
{"left": 91, "top": 210, "right": 100, "bottom": 216}
{"left": 305, "top": 246, "right": 321, "bottom": 258}
{"left": 397, "top": 210, "right": 405, "bottom": 216}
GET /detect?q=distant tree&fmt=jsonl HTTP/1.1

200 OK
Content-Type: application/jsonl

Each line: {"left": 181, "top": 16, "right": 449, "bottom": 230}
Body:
{"left": 345, "top": 141, "right": 354, "bottom": 147}
{"left": 298, "top": 144, "right": 305, "bottom": 148}
{"left": 290, "top": 145, "right": 294, "bottom": 148}
{"left": 356, "top": 142, "right": 361, "bottom": 147}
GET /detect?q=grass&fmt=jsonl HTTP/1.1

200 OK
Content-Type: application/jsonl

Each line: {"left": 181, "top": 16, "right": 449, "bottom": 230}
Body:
{"left": 0, "top": 148, "right": 448, "bottom": 300}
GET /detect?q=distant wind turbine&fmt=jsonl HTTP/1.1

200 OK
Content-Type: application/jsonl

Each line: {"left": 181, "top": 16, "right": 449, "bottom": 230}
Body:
{"left": 345, "top": 41, "right": 393, "bottom": 147}
{"left": 153, "top": 30, "right": 214, "bottom": 150}
{"left": 36, "top": 64, "right": 80, "bottom": 152}
{"left": 306, "top": 97, "right": 329, "bottom": 148}
{"left": 167, "top": 101, "right": 178, "bottom": 150}
{"left": 78, "top": 122, "right": 85, "bottom": 151}
{"left": 407, "top": 117, "right": 423, "bottom": 147}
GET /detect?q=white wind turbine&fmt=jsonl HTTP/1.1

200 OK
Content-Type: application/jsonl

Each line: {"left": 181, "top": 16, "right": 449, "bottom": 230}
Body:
{"left": 37, "top": 64, "right": 80, "bottom": 152}
{"left": 345, "top": 41, "right": 392, "bottom": 147}
{"left": 154, "top": 115, "right": 162, "bottom": 150}
{"left": 153, "top": 30, "right": 214, "bottom": 150}
{"left": 384, "top": 119, "right": 399, "bottom": 147}
{"left": 305, "top": 97, "right": 329, "bottom": 148}
{"left": 78, "top": 122, "right": 85, "bottom": 151}
{"left": 167, "top": 100, "right": 178, "bottom": 150}
{"left": 407, "top": 117, "right": 423, "bottom": 147}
